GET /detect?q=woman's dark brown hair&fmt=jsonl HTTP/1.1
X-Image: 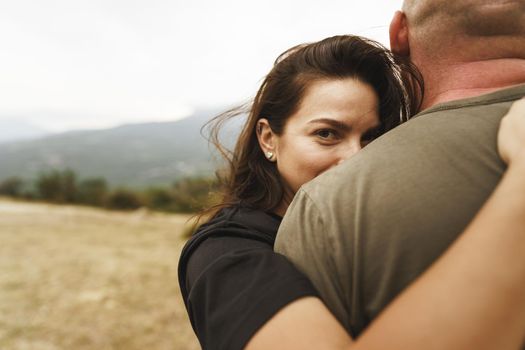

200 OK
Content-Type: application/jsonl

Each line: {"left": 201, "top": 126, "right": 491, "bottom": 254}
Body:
{"left": 201, "top": 34, "right": 423, "bottom": 219}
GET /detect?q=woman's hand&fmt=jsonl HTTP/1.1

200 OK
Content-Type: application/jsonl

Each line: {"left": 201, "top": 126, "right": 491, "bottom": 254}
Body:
{"left": 498, "top": 98, "right": 525, "bottom": 165}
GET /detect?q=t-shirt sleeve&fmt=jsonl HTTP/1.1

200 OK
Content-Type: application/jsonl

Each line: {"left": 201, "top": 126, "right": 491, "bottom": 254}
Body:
{"left": 183, "top": 235, "right": 319, "bottom": 350}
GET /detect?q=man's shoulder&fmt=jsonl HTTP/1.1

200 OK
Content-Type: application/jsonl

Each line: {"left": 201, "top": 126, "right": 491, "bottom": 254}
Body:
{"left": 276, "top": 84, "right": 525, "bottom": 335}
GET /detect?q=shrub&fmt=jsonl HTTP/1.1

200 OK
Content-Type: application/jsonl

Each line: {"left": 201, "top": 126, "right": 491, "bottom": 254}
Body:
{"left": 171, "top": 177, "right": 220, "bottom": 213}
{"left": 106, "top": 188, "right": 143, "bottom": 210}
{"left": 36, "top": 169, "right": 77, "bottom": 203}
{"left": 0, "top": 177, "right": 24, "bottom": 197}
{"left": 144, "top": 187, "right": 173, "bottom": 211}
{"left": 77, "top": 178, "right": 108, "bottom": 206}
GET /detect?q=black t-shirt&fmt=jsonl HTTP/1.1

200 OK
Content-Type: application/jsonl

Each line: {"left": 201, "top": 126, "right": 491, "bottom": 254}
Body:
{"left": 178, "top": 206, "right": 318, "bottom": 350}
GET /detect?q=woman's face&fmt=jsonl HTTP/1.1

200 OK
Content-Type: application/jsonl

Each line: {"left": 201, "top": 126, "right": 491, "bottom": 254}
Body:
{"left": 258, "top": 78, "right": 380, "bottom": 204}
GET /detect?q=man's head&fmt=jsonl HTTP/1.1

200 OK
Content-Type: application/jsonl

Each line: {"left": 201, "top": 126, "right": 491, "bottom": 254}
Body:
{"left": 391, "top": 0, "right": 525, "bottom": 63}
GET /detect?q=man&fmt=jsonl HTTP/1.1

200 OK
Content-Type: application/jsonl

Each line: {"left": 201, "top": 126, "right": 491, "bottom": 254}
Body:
{"left": 274, "top": 0, "right": 525, "bottom": 348}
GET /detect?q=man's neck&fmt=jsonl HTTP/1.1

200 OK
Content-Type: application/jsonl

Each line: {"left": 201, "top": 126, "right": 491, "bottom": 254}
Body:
{"left": 417, "top": 58, "right": 525, "bottom": 110}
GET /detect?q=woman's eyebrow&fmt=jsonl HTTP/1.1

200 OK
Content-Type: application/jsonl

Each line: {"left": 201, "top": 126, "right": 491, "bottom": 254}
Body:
{"left": 307, "top": 118, "right": 352, "bottom": 132}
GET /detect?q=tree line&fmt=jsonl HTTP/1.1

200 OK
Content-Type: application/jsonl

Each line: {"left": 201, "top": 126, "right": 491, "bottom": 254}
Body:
{"left": 0, "top": 169, "right": 220, "bottom": 213}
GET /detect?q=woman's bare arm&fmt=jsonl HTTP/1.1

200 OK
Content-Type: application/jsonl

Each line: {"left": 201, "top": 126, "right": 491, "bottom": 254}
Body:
{"left": 246, "top": 99, "right": 525, "bottom": 350}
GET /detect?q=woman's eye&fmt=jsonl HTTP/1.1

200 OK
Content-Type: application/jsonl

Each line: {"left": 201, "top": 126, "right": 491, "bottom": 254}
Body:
{"left": 315, "top": 129, "right": 338, "bottom": 140}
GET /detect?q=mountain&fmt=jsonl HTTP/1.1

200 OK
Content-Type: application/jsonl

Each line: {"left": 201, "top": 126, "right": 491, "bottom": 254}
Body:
{"left": 0, "top": 120, "right": 50, "bottom": 144}
{"left": 0, "top": 108, "right": 243, "bottom": 188}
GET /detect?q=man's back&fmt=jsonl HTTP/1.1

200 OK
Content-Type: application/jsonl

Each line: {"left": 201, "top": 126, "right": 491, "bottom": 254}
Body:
{"left": 274, "top": 85, "right": 525, "bottom": 336}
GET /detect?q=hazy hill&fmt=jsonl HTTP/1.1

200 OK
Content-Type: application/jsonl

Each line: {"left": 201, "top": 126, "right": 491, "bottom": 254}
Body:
{"left": 0, "top": 108, "right": 241, "bottom": 188}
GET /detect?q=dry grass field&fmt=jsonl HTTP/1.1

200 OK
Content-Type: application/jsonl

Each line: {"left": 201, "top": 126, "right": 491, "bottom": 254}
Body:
{"left": 0, "top": 198, "right": 200, "bottom": 350}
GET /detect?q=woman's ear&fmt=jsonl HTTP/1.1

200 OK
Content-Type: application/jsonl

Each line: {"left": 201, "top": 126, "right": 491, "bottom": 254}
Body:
{"left": 389, "top": 11, "right": 410, "bottom": 57}
{"left": 256, "top": 118, "right": 277, "bottom": 162}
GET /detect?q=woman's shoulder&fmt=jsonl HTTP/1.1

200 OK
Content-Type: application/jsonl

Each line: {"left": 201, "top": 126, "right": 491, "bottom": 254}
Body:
{"left": 177, "top": 205, "right": 282, "bottom": 295}
{"left": 186, "top": 205, "right": 280, "bottom": 253}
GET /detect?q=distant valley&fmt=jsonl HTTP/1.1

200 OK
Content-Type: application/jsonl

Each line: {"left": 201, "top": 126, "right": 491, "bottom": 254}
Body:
{"left": 0, "top": 108, "right": 243, "bottom": 188}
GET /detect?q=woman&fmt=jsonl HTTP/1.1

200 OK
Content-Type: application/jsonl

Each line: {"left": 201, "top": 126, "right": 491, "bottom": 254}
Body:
{"left": 179, "top": 35, "right": 420, "bottom": 349}
{"left": 178, "top": 35, "right": 525, "bottom": 350}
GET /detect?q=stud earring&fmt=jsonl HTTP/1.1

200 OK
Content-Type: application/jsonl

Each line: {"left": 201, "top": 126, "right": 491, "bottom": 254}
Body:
{"left": 265, "top": 151, "right": 275, "bottom": 161}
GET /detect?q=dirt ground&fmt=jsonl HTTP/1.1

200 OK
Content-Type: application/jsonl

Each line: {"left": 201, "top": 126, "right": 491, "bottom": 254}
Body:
{"left": 0, "top": 198, "right": 200, "bottom": 350}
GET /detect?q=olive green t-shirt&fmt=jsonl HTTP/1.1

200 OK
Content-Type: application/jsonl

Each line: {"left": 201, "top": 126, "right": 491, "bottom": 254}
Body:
{"left": 274, "top": 84, "right": 525, "bottom": 337}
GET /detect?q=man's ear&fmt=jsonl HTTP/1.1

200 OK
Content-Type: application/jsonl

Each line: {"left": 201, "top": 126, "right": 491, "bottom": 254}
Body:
{"left": 389, "top": 11, "right": 410, "bottom": 56}
{"left": 256, "top": 118, "right": 277, "bottom": 161}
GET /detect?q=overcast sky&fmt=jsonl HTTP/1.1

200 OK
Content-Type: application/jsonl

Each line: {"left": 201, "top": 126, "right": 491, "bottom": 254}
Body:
{"left": 0, "top": 0, "right": 403, "bottom": 132}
